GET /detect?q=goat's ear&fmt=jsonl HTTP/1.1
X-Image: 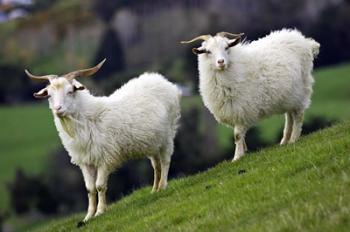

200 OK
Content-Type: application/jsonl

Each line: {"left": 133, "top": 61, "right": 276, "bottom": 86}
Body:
{"left": 73, "top": 83, "right": 85, "bottom": 92}
{"left": 228, "top": 37, "right": 241, "bottom": 48}
{"left": 192, "top": 47, "right": 207, "bottom": 55}
{"left": 33, "top": 88, "right": 49, "bottom": 99}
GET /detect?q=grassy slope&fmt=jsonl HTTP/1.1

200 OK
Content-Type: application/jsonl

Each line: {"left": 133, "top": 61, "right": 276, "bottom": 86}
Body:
{"left": 0, "top": 63, "right": 349, "bottom": 210}
{"left": 32, "top": 121, "right": 350, "bottom": 232}
{"left": 0, "top": 103, "right": 59, "bottom": 208}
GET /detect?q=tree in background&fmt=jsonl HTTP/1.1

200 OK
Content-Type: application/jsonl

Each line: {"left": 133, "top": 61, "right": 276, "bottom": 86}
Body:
{"left": 0, "top": 64, "right": 34, "bottom": 103}
{"left": 311, "top": 1, "right": 350, "bottom": 66}
{"left": 92, "top": 27, "right": 125, "bottom": 81}
{"left": 91, "top": 0, "right": 126, "bottom": 81}
{"left": 0, "top": 210, "right": 9, "bottom": 232}
{"left": 7, "top": 170, "right": 58, "bottom": 215}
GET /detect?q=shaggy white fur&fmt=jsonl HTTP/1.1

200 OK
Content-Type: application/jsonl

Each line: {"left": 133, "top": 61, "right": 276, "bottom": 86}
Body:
{"left": 187, "top": 29, "right": 319, "bottom": 161}
{"left": 30, "top": 71, "right": 181, "bottom": 224}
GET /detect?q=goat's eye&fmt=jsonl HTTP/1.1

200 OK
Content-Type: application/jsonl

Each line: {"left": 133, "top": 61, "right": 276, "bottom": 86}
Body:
{"left": 67, "top": 91, "right": 73, "bottom": 95}
{"left": 206, "top": 50, "right": 211, "bottom": 54}
{"left": 225, "top": 46, "right": 230, "bottom": 50}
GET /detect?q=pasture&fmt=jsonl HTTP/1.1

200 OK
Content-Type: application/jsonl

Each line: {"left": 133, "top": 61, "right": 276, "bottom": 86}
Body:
{"left": 31, "top": 120, "right": 350, "bottom": 231}
{"left": 1, "top": 63, "right": 350, "bottom": 210}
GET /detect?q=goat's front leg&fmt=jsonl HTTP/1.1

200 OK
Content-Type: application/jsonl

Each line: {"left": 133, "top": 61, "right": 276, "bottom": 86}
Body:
{"left": 79, "top": 165, "right": 97, "bottom": 225}
{"left": 95, "top": 165, "right": 109, "bottom": 217}
{"left": 232, "top": 125, "right": 248, "bottom": 162}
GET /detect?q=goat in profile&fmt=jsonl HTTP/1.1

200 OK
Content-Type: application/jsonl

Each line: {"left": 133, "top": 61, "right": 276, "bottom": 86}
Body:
{"left": 26, "top": 59, "right": 181, "bottom": 226}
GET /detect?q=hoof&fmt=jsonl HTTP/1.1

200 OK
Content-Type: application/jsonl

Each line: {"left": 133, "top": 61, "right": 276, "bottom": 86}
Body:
{"left": 151, "top": 189, "right": 157, "bottom": 194}
{"left": 94, "top": 210, "right": 105, "bottom": 217}
{"left": 77, "top": 221, "right": 86, "bottom": 228}
{"left": 232, "top": 154, "right": 243, "bottom": 162}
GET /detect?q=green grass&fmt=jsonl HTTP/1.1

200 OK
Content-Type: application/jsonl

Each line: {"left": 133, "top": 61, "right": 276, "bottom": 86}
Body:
{"left": 1, "top": 63, "right": 350, "bottom": 212}
{"left": 0, "top": 103, "right": 59, "bottom": 209}
{"left": 31, "top": 121, "right": 350, "bottom": 232}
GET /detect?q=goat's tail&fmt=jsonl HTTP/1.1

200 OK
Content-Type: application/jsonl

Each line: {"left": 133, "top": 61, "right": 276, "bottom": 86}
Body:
{"left": 308, "top": 38, "right": 320, "bottom": 58}
{"left": 172, "top": 89, "right": 181, "bottom": 136}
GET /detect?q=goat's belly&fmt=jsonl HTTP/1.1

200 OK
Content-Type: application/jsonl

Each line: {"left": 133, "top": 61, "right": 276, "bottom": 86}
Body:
{"left": 66, "top": 140, "right": 160, "bottom": 167}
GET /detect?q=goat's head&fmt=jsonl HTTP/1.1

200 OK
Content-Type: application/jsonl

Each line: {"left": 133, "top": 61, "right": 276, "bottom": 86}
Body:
{"left": 26, "top": 59, "right": 106, "bottom": 117}
{"left": 181, "top": 32, "right": 244, "bottom": 71}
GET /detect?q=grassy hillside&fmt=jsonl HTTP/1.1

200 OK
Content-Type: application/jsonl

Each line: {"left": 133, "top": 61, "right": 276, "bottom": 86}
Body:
{"left": 32, "top": 121, "right": 350, "bottom": 232}
{"left": 0, "top": 104, "right": 59, "bottom": 208}
{"left": 0, "top": 63, "right": 350, "bottom": 211}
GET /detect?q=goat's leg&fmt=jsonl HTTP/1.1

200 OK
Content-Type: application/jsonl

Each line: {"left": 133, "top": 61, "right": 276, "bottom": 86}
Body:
{"left": 158, "top": 144, "right": 173, "bottom": 191}
{"left": 289, "top": 110, "right": 304, "bottom": 143}
{"left": 150, "top": 156, "right": 161, "bottom": 193}
{"left": 280, "top": 112, "right": 293, "bottom": 145}
{"left": 95, "top": 165, "right": 109, "bottom": 217}
{"left": 79, "top": 165, "right": 97, "bottom": 225}
{"left": 243, "top": 139, "right": 248, "bottom": 152}
{"left": 232, "top": 125, "right": 248, "bottom": 162}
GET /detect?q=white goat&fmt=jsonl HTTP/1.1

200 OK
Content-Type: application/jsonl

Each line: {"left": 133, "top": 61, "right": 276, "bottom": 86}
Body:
{"left": 182, "top": 29, "right": 320, "bottom": 161}
{"left": 26, "top": 60, "right": 181, "bottom": 226}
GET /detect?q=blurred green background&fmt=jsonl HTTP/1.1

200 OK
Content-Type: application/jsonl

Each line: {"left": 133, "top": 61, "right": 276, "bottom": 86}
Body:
{"left": 0, "top": 0, "right": 350, "bottom": 231}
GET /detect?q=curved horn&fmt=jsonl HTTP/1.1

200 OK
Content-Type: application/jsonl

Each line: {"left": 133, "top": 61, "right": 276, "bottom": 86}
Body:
{"left": 64, "top": 58, "right": 106, "bottom": 80}
{"left": 216, "top": 32, "right": 245, "bottom": 38}
{"left": 25, "top": 69, "right": 56, "bottom": 81}
{"left": 180, "top": 35, "right": 211, "bottom": 44}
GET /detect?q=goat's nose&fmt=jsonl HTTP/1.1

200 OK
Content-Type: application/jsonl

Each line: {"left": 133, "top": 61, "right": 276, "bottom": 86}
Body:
{"left": 217, "top": 59, "right": 225, "bottom": 64}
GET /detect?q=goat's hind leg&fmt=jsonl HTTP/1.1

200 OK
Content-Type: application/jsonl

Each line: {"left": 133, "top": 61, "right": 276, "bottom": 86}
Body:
{"left": 289, "top": 110, "right": 304, "bottom": 143}
{"left": 280, "top": 112, "right": 293, "bottom": 145}
{"left": 150, "top": 156, "right": 161, "bottom": 193}
{"left": 158, "top": 143, "right": 173, "bottom": 191}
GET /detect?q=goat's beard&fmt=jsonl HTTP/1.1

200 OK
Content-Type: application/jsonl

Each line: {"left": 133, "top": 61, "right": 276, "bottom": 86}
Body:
{"left": 59, "top": 116, "right": 75, "bottom": 138}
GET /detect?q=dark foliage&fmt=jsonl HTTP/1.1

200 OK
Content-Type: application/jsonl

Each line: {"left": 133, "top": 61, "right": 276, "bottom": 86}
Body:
{"left": 92, "top": 0, "right": 121, "bottom": 23}
{"left": 172, "top": 107, "right": 205, "bottom": 175}
{"left": 245, "top": 127, "right": 271, "bottom": 152}
{"left": 107, "top": 160, "right": 153, "bottom": 202}
{"left": 310, "top": 2, "right": 350, "bottom": 66}
{"left": 302, "top": 116, "right": 337, "bottom": 135}
{"left": 31, "top": 0, "right": 58, "bottom": 11}
{"left": 46, "top": 149, "right": 86, "bottom": 213}
{"left": 92, "top": 27, "right": 125, "bottom": 82}
{"left": 7, "top": 150, "right": 86, "bottom": 215}
{"left": 7, "top": 170, "right": 58, "bottom": 215}
{"left": 0, "top": 64, "right": 38, "bottom": 103}
{"left": 0, "top": 210, "right": 9, "bottom": 232}
{"left": 183, "top": 47, "right": 199, "bottom": 93}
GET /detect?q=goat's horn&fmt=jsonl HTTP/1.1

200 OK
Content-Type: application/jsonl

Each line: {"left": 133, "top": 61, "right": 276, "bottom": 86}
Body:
{"left": 180, "top": 35, "right": 211, "bottom": 44}
{"left": 64, "top": 58, "right": 106, "bottom": 80}
{"left": 25, "top": 69, "right": 56, "bottom": 81}
{"left": 217, "top": 32, "right": 245, "bottom": 38}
